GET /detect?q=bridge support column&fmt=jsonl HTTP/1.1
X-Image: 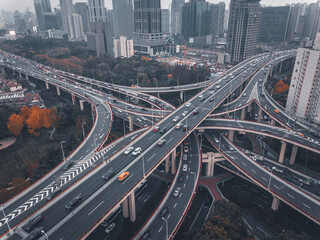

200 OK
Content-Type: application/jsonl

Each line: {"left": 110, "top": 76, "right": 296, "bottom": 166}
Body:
{"left": 79, "top": 100, "right": 85, "bottom": 111}
{"left": 271, "top": 196, "right": 280, "bottom": 211}
{"left": 71, "top": 93, "right": 75, "bottom": 105}
{"left": 56, "top": 86, "right": 61, "bottom": 96}
{"left": 45, "top": 82, "right": 49, "bottom": 89}
{"left": 270, "top": 119, "right": 275, "bottom": 125}
{"left": 279, "top": 141, "right": 287, "bottom": 164}
{"left": 290, "top": 145, "right": 298, "bottom": 165}
{"left": 240, "top": 108, "right": 246, "bottom": 120}
{"left": 180, "top": 91, "right": 184, "bottom": 103}
{"left": 0, "top": 67, "right": 5, "bottom": 76}
{"left": 25, "top": 74, "right": 29, "bottom": 80}
{"left": 257, "top": 108, "right": 263, "bottom": 123}
{"left": 128, "top": 114, "right": 134, "bottom": 132}
{"left": 122, "top": 198, "right": 129, "bottom": 218}
{"left": 128, "top": 192, "right": 136, "bottom": 222}
{"left": 171, "top": 149, "right": 176, "bottom": 174}
{"left": 228, "top": 130, "right": 234, "bottom": 142}
{"left": 18, "top": 72, "right": 22, "bottom": 79}
{"left": 165, "top": 156, "right": 170, "bottom": 173}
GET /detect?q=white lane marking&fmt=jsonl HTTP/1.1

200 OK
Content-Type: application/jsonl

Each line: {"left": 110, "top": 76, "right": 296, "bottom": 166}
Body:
{"left": 107, "top": 115, "right": 109, "bottom": 119}
{"left": 262, "top": 177, "right": 267, "bottom": 181}
{"left": 183, "top": 183, "right": 186, "bottom": 188}
{"left": 256, "top": 226, "right": 270, "bottom": 237}
{"left": 147, "top": 153, "right": 156, "bottom": 162}
{"left": 158, "top": 226, "right": 163, "bottom": 232}
{"left": 251, "top": 169, "right": 256, "bottom": 173}
{"left": 287, "top": 193, "right": 295, "bottom": 199}
{"left": 186, "top": 176, "right": 189, "bottom": 180}
{"left": 174, "top": 203, "right": 177, "bottom": 208}
{"left": 99, "top": 135, "right": 103, "bottom": 139}
{"left": 88, "top": 201, "right": 104, "bottom": 216}
{"left": 166, "top": 137, "right": 173, "bottom": 144}
{"left": 303, "top": 203, "right": 310, "bottom": 209}
{"left": 86, "top": 149, "right": 89, "bottom": 153}
{"left": 167, "top": 214, "right": 171, "bottom": 220}
{"left": 122, "top": 174, "right": 134, "bottom": 185}
{"left": 273, "top": 184, "right": 280, "bottom": 189}
{"left": 241, "top": 162, "right": 247, "bottom": 166}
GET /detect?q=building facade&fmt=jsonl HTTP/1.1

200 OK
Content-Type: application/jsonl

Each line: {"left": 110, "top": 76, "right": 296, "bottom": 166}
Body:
{"left": 88, "top": 0, "right": 106, "bottom": 22}
{"left": 227, "top": 0, "right": 261, "bottom": 64}
{"left": 34, "top": 0, "right": 46, "bottom": 30}
{"left": 210, "top": 2, "right": 225, "bottom": 38}
{"left": 114, "top": 36, "right": 134, "bottom": 58}
{"left": 161, "top": 9, "right": 170, "bottom": 34}
{"left": 74, "top": 2, "right": 90, "bottom": 33}
{"left": 59, "top": 0, "right": 73, "bottom": 33}
{"left": 171, "top": 0, "right": 184, "bottom": 34}
{"left": 112, "top": 0, "right": 134, "bottom": 38}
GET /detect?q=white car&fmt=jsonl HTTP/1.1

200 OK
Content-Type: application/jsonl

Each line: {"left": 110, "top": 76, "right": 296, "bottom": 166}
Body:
{"left": 132, "top": 147, "right": 142, "bottom": 156}
{"left": 183, "top": 154, "right": 187, "bottom": 161}
{"left": 182, "top": 111, "right": 188, "bottom": 117}
{"left": 124, "top": 146, "right": 134, "bottom": 155}
{"left": 105, "top": 223, "right": 115, "bottom": 233}
{"left": 185, "top": 103, "right": 191, "bottom": 108}
{"left": 182, "top": 164, "right": 188, "bottom": 172}
{"left": 184, "top": 146, "right": 188, "bottom": 153}
{"left": 172, "top": 187, "right": 181, "bottom": 197}
{"left": 173, "top": 116, "right": 180, "bottom": 122}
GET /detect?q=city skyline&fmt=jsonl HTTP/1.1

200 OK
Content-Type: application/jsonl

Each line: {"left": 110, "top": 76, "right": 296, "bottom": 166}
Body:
{"left": 0, "top": 0, "right": 318, "bottom": 13}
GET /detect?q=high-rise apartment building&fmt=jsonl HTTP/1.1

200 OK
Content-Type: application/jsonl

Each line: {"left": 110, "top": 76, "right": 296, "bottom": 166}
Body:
{"left": 259, "top": 6, "right": 290, "bottom": 44}
{"left": 227, "top": 0, "right": 261, "bottom": 64}
{"left": 171, "top": 0, "right": 184, "bottom": 34}
{"left": 161, "top": 9, "right": 170, "bottom": 34}
{"left": 68, "top": 13, "right": 85, "bottom": 40}
{"left": 286, "top": 34, "right": 320, "bottom": 123}
{"left": 88, "top": 0, "right": 106, "bottom": 22}
{"left": 114, "top": 36, "right": 134, "bottom": 58}
{"left": 60, "top": 0, "right": 73, "bottom": 32}
{"left": 112, "top": 0, "right": 134, "bottom": 38}
{"left": 210, "top": 2, "right": 225, "bottom": 38}
{"left": 74, "top": 3, "right": 90, "bottom": 32}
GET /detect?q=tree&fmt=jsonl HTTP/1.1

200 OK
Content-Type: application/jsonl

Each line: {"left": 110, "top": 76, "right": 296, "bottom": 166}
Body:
{"left": 42, "top": 108, "right": 51, "bottom": 129}
{"left": 7, "top": 113, "right": 24, "bottom": 136}
{"left": 20, "top": 106, "right": 31, "bottom": 124}
{"left": 26, "top": 106, "right": 43, "bottom": 136}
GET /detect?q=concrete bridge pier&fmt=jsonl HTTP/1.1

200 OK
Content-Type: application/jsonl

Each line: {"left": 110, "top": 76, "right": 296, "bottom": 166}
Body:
{"left": 45, "top": 82, "right": 49, "bottom": 89}
{"left": 18, "top": 72, "right": 22, "bottom": 79}
{"left": 122, "top": 198, "right": 129, "bottom": 219}
{"left": 270, "top": 119, "right": 275, "bottom": 125}
{"left": 1, "top": 67, "right": 6, "bottom": 77}
{"left": 128, "top": 114, "right": 134, "bottom": 132}
{"left": 79, "top": 100, "right": 85, "bottom": 111}
{"left": 56, "top": 86, "right": 61, "bottom": 96}
{"left": 240, "top": 108, "right": 246, "bottom": 120}
{"left": 71, "top": 93, "right": 76, "bottom": 105}
{"left": 202, "top": 152, "right": 225, "bottom": 177}
{"left": 128, "top": 192, "right": 136, "bottom": 222}
{"left": 228, "top": 130, "right": 234, "bottom": 142}
{"left": 290, "top": 145, "right": 298, "bottom": 165}
{"left": 180, "top": 91, "right": 184, "bottom": 103}
{"left": 257, "top": 108, "right": 263, "bottom": 123}
{"left": 271, "top": 196, "right": 280, "bottom": 211}
{"left": 278, "top": 141, "right": 287, "bottom": 164}
{"left": 247, "top": 103, "right": 252, "bottom": 112}
{"left": 165, "top": 156, "right": 170, "bottom": 173}
{"left": 25, "top": 74, "right": 29, "bottom": 80}
{"left": 171, "top": 148, "right": 176, "bottom": 174}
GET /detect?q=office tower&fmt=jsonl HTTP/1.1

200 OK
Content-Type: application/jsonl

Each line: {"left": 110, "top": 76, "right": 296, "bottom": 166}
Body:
{"left": 44, "top": 13, "right": 59, "bottom": 29}
{"left": 133, "top": 0, "right": 168, "bottom": 56}
{"left": 286, "top": 34, "right": 320, "bottom": 123}
{"left": 68, "top": 13, "right": 85, "bottom": 40}
{"left": 114, "top": 36, "right": 134, "bottom": 58}
{"left": 60, "top": 0, "right": 73, "bottom": 32}
{"left": 54, "top": 8, "right": 64, "bottom": 30}
{"left": 87, "top": 0, "right": 112, "bottom": 56}
{"left": 303, "top": 3, "right": 320, "bottom": 41}
{"left": 285, "top": 4, "right": 309, "bottom": 42}
{"left": 42, "top": 0, "right": 52, "bottom": 13}
{"left": 161, "top": 9, "right": 170, "bottom": 34}
{"left": 227, "top": 0, "right": 261, "bottom": 64}
{"left": 171, "top": 0, "right": 184, "bottom": 34}
{"left": 74, "top": 2, "right": 90, "bottom": 32}
{"left": 259, "top": 6, "right": 290, "bottom": 44}
{"left": 34, "top": 0, "right": 46, "bottom": 30}
{"left": 210, "top": 2, "right": 225, "bottom": 38}
{"left": 14, "top": 11, "right": 27, "bottom": 34}
{"left": 105, "top": 9, "right": 115, "bottom": 36}
{"left": 224, "top": 9, "right": 229, "bottom": 31}
{"left": 112, "top": 0, "right": 134, "bottom": 38}
{"left": 88, "top": 0, "right": 106, "bottom": 22}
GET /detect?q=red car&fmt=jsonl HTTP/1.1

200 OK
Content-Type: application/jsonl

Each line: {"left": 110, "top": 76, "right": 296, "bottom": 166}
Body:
{"left": 153, "top": 125, "right": 160, "bottom": 132}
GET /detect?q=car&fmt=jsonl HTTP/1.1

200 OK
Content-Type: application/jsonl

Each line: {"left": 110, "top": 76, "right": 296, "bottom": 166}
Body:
{"left": 101, "top": 219, "right": 108, "bottom": 227}
{"left": 159, "top": 127, "right": 167, "bottom": 134}
{"left": 198, "top": 94, "right": 204, "bottom": 99}
{"left": 105, "top": 223, "right": 116, "bottom": 234}
{"left": 210, "top": 97, "right": 215, "bottom": 102}
{"left": 260, "top": 92, "right": 265, "bottom": 97}
{"left": 141, "top": 230, "right": 152, "bottom": 240}
{"left": 124, "top": 146, "right": 134, "bottom": 155}
{"left": 141, "top": 116, "right": 147, "bottom": 121}
{"left": 182, "top": 111, "right": 188, "bottom": 116}
{"left": 132, "top": 147, "right": 142, "bottom": 155}
{"left": 200, "top": 97, "right": 205, "bottom": 102}
{"left": 24, "top": 227, "right": 44, "bottom": 240}
{"left": 63, "top": 161, "right": 73, "bottom": 170}
{"left": 153, "top": 125, "right": 160, "bottom": 132}
{"left": 259, "top": 84, "right": 262, "bottom": 88}
{"left": 216, "top": 85, "right": 221, "bottom": 89}
{"left": 112, "top": 99, "right": 117, "bottom": 103}
{"left": 118, "top": 171, "right": 130, "bottom": 181}
{"left": 176, "top": 123, "right": 182, "bottom": 129}
{"left": 274, "top": 109, "right": 280, "bottom": 113}
{"left": 183, "top": 154, "right": 187, "bottom": 161}
{"left": 172, "top": 187, "right": 181, "bottom": 197}
{"left": 214, "top": 137, "right": 219, "bottom": 143}
{"left": 157, "top": 139, "right": 166, "bottom": 146}
{"left": 184, "top": 146, "right": 188, "bottom": 153}
{"left": 178, "top": 175, "right": 184, "bottom": 182}
{"left": 184, "top": 141, "right": 189, "bottom": 145}
{"left": 102, "top": 170, "right": 115, "bottom": 180}
{"left": 185, "top": 103, "right": 191, "bottom": 108}
{"left": 243, "top": 93, "right": 247, "bottom": 97}
{"left": 173, "top": 116, "right": 180, "bottom": 122}
{"left": 228, "top": 145, "right": 234, "bottom": 151}
{"left": 193, "top": 110, "right": 199, "bottom": 115}
{"left": 159, "top": 206, "right": 169, "bottom": 218}
{"left": 65, "top": 195, "right": 82, "bottom": 209}
{"left": 182, "top": 125, "right": 188, "bottom": 131}
{"left": 23, "top": 215, "right": 44, "bottom": 231}
{"left": 141, "top": 108, "right": 147, "bottom": 111}
{"left": 182, "top": 164, "right": 188, "bottom": 172}
{"left": 46, "top": 188, "right": 61, "bottom": 201}
{"left": 137, "top": 118, "right": 142, "bottom": 122}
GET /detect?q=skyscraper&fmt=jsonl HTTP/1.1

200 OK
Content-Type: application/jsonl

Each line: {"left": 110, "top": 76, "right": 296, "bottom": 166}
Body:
{"left": 68, "top": 13, "right": 85, "bottom": 40}
{"left": 88, "top": 0, "right": 106, "bottom": 22}
{"left": 34, "top": 0, "right": 46, "bottom": 30}
{"left": 60, "top": 0, "right": 73, "bottom": 32}
{"left": 285, "top": 4, "right": 306, "bottom": 42}
{"left": 171, "top": 0, "right": 184, "bottom": 34}
{"left": 210, "top": 2, "right": 225, "bottom": 38}
{"left": 161, "top": 9, "right": 170, "bottom": 34}
{"left": 41, "top": 0, "right": 52, "bottom": 13}
{"left": 227, "top": 0, "right": 261, "bottom": 64}
{"left": 259, "top": 6, "right": 290, "bottom": 44}
{"left": 112, "top": 0, "right": 134, "bottom": 38}
{"left": 74, "top": 2, "right": 90, "bottom": 32}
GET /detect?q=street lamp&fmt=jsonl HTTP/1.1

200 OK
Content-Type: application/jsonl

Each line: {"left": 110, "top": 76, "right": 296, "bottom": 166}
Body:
{"left": 267, "top": 167, "right": 276, "bottom": 189}
{"left": 219, "top": 132, "right": 223, "bottom": 149}
{"left": 142, "top": 153, "right": 145, "bottom": 178}
{"left": 82, "top": 122, "right": 86, "bottom": 140}
{"left": 60, "top": 141, "right": 66, "bottom": 162}
{"left": 41, "top": 230, "right": 49, "bottom": 240}
{"left": 161, "top": 217, "right": 169, "bottom": 240}
{"left": 94, "top": 134, "right": 97, "bottom": 149}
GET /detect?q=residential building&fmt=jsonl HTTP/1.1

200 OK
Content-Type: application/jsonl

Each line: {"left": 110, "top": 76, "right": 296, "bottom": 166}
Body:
{"left": 47, "top": 29, "right": 68, "bottom": 39}
{"left": 68, "top": 13, "right": 85, "bottom": 40}
{"left": 286, "top": 33, "right": 320, "bottom": 123}
{"left": 112, "top": 0, "right": 134, "bottom": 38}
{"left": 114, "top": 36, "right": 134, "bottom": 58}
{"left": 171, "top": 0, "right": 184, "bottom": 34}
{"left": 74, "top": 2, "right": 90, "bottom": 32}
{"left": 259, "top": 6, "right": 290, "bottom": 44}
{"left": 60, "top": 0, "right": 73, "bottom": 33}
{"left": 161, "top": 9, "right": 170, "bottom": 34}
{"left": 227, "top": 0, "right": 261, "bottom": 64}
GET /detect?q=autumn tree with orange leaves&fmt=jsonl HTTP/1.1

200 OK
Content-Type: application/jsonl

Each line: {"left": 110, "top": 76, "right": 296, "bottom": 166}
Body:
{"left": 7, "top": 114, "right": 24, "bottom": 136}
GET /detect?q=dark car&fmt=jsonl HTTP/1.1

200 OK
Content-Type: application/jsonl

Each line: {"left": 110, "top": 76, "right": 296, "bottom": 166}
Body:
{"left": 65, "top": 195, "right": 82, "bottom": 210}
{"left": 200, "top": 97, "right": 205, "bottom": 102}
{"left": 159, "top": 206, "right": 169, "bottom": 218}
{"left": 23, "top": 215, "right": 44, "bottom": 232}
{"left": 102, "top": 170, "right": 115, "bottom": 181}
{"left": 182, "top": 125, "right": 188, "bottom": 131}
{"left": 112, "top": 99, "right": 117, "bottom": 103}
{"left": 63, "top": 161, "right": 73, "bottom": 170}
{"left": 159, "top": 127, "right": 167, "bottom": 134}
{"left": 46, "top": 188, "right": 61, "bottom": 201}
{"left": 193, "top": 110, "right": 199, "bottom": 115}
{"left": 178, "top": 175, "right": 184, "bottom": 182}
{"left": 23, "top": 227, "right": 44, "bottom": 240}
{"left": 141, "top": 108, "right": 147, "bottom": 111}
{"left": 141, "top": 230, "right": 152, "bottom": 240}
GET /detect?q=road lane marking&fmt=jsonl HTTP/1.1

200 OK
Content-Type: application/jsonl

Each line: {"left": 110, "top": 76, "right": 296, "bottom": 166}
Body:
{"left": 273, "top": 184, "right": 280, "bottom": 189}
{"left": 158, "top": 226, "right": 163, "bottom": 232}
{"left": 251, "top": 169, "right": 256, "bottom": 173}
{"left": 147, "top": 153, "right": 156, "bottom": 162}
{"left": 174, "top": 203, "right": 177, "bottom": 208}
{"left": 122, "top": 174, "right": 134, "bottom": 185}
{"left": 261, "top": 177, "right": 267, "bottom": 181}
{"left": 256, "top": 226, "right": 270, "bottom": 237}
{"left": 167, "top": 214, "right": 171, "bottom": 220}
{"left": 241, "top": 162, "right": 247, "bottom": 166}
{"left": 88, "top": 201, "right": 104, "bottom": 215}
{"left": 287, "top": 193, "right": 295, "bottom": 199}
{"left": 303, "top": 203, "right": 310, "bottom": 209}
{"left": 183, "top": 183, "right": 186, "bottom": 188}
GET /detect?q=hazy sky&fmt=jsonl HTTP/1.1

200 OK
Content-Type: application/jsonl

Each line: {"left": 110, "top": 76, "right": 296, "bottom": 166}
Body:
{"left": 0, "top": 0, "right": 317, "bottom": 13}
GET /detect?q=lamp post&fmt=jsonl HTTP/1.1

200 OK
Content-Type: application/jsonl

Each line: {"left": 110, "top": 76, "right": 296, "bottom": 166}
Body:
{"left": 60, "top": 141, "right": 66, "bottom": 162}
{"left": 267, "top": 167, "right": 276, "bottom": 189}
{"left": 142, "top": 153, "right": 145, "bottom": 178}
{"left": 219, "top": 132, "right": 223, "bottom": 149}
{"left": 161, "top": 217, "right": 169, "bottom": 240}
{"left": 41, "top": 230, "right": 49, "bottom": 240}
{"left": 94, "top": 134, "right": 97, "bottom": 149}
{"left": 82, "top": 122, "right": 86, "bottom": 140}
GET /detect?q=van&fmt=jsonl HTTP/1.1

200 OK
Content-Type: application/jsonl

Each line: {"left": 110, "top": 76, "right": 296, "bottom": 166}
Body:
{"left": 118, "top": 171, "right": 130, "bottom": 181}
